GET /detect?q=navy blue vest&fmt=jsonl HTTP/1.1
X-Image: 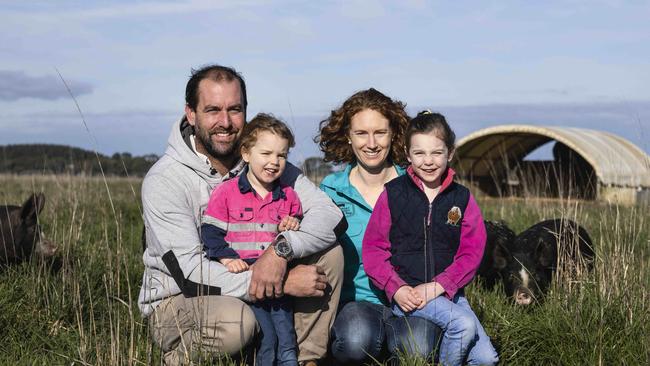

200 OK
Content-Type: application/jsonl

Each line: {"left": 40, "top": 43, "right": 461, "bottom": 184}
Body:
{"left": 385, "top": 174, "right": 470, "bottom": 287}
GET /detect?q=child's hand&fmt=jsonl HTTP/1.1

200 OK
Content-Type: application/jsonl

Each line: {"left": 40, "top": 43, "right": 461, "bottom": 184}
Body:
{"left": 393, "top": 286, "right": 422, "bottom": 312}
{"left": 413, "top": 282, "right": 445, "bottom": 308}
{"left": 219, "top": 258, "right": 249, "bottom": 273}
{"left": 278, "top": 215, "right": 300, "bottom": 231}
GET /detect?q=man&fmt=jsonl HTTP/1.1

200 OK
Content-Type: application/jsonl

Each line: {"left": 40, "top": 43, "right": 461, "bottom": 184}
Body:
{"left": 138, "top": 64, "right": 345, "bottom": 365}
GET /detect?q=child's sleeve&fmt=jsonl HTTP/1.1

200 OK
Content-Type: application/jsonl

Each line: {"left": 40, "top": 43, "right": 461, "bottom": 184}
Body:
{"left": 433, "top": 193, "right": 486, "bottom": 299}
{"left": 362, "top": 189, "right": 406, "bottom": 302}
{"left": 201, "top": 185, "right": 239, "bottom": 260}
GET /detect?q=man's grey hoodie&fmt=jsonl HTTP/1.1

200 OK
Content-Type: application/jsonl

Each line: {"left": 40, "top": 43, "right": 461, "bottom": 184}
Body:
{"left": 138, "top": 117, "right": 343, "bottom": 317}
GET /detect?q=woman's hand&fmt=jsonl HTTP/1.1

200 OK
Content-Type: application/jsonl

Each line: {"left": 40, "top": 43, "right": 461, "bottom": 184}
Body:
{"left": 413, "top": 282, "right": 445, "bottom": 309}
{"left": 393, "top": 285, "right": 422, "bottom": 312}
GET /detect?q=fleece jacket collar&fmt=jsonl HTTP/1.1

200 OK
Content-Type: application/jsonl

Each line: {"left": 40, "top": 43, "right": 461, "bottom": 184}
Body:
{"left": 321, "top": 163, "right": 406, "bottom": 211}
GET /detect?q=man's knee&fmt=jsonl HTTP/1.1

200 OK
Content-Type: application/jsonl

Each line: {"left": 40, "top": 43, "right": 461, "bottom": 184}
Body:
{"left": 149, "top": 295, "right": 257, "bottom": 360}
{"left": 149, "top": 295, "right": 193, "bottom": 354}
{"left": 195, "top": 296, "right": 257, "bottom": 355}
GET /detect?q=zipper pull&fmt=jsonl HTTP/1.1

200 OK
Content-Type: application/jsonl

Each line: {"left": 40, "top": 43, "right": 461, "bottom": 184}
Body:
{"left": 427, "top": 203, "right": 433, "bottom": 227}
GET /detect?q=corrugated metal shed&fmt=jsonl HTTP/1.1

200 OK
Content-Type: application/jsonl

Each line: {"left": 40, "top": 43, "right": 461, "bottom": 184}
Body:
{"left": 454, "top": 125, "right": 650, "bottom": 202}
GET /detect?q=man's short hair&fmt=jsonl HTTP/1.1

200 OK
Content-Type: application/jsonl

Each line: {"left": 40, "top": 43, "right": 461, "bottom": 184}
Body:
{"left": 185, "top": 64, "right": 248, "bottom": 111}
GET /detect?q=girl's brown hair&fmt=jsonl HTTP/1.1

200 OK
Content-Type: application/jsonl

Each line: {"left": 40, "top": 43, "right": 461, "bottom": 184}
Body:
{"left": 240, "top": 113, "right": 295, "bottom": 153}
{"left": 405, "top": 110, "right": 456, "bottom": 152}
{"left": 314, "top": 88, "right": 409, "bottom": 165}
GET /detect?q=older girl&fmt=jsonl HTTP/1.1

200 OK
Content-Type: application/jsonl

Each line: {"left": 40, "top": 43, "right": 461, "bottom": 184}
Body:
{"left": 363, "top": 111, "right": 498, "bottom": 366}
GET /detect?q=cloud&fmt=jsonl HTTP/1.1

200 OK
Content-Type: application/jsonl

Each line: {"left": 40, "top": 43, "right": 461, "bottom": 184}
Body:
{"left": 0, "top": 70, "right": 93, "bottom": 101}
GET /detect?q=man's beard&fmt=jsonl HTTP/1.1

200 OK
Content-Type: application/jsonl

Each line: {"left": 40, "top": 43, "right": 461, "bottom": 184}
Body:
{"left": 194, "top": 123, "right": 240, "bottom": 158}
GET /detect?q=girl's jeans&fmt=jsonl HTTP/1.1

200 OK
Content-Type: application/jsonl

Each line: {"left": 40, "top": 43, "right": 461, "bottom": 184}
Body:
{"left": 392, "top": 293, "right": 498, "bottom": 366}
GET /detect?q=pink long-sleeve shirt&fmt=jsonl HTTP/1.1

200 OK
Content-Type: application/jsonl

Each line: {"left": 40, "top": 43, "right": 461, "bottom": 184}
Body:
{"left": 201, "top": 170, "right": 302, "bottom": 261}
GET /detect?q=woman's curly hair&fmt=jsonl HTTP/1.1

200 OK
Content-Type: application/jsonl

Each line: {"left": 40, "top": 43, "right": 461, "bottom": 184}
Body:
{"left": 314, "top": 88, "right": 409, "bottom": 165}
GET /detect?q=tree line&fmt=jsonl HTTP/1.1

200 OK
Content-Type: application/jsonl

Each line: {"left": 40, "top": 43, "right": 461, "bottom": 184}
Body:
{"left": 0, "top": 144, "right": 335, "bottom": 180}
{"left": 0, "top": 144, "right": 158, "bottom": 176}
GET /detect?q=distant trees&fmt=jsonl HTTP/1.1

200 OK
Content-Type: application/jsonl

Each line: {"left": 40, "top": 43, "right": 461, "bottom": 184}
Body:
{"left": 0, "top": 144, "right": 340, "bottom": 182}
{"left": 0, "top": 144, "right": 158, "bottom": 176}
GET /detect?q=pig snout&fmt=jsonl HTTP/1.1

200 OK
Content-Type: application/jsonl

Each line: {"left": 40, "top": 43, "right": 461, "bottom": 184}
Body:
{"left": 505, "top": 266, "right": 541, "bottom": 306}
{"left": 33, "top": 236, "right": 58, "bottom": 259}
{"left": 514, "top": 286, "right": 534, "bottom": 305}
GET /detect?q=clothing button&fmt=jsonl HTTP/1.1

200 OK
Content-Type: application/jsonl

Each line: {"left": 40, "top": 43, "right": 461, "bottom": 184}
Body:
{"left": 260, "top": 245, "right": 265, "bottom": 250}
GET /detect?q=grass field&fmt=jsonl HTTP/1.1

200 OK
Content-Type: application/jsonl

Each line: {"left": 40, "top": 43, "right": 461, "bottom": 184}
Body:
{"left": 1, "top": 174, "right": 648, "bottom": 365}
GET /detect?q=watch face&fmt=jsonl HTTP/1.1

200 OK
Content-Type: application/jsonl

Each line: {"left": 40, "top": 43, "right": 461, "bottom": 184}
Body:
{"left": 275, "top": 239, "right": 293, "bottom": 258}
{"left": 277, "top": 241, "right": 291, "bottom": 255}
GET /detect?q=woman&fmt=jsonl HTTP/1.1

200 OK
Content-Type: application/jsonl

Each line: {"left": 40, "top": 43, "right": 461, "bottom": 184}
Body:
{"left": 316, "top": 88, "right": 440, "bottom": 365}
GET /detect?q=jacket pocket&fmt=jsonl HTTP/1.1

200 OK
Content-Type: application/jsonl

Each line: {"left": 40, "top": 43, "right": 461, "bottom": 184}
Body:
{"left": 230, "top": 207, "right": 254, "bottom": 221}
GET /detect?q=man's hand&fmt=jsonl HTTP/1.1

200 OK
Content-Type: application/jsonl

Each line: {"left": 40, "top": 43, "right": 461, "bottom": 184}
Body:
{"left": 283, "top": 264, "right": 328, "bottom": 297}
{"left": 413, "top": 282, "right": 445, "bottom": 309}
{"left": 393, "top": 285, "right": 422, "bottom": 313}
{"left": 278, "top": 215, "right": 300, "bottom": 232}
{"left": 248, "top": 248, "right": 288, "bottom": 301}
{"left": 219, "top": 258, "right": 249, "bottom": 273}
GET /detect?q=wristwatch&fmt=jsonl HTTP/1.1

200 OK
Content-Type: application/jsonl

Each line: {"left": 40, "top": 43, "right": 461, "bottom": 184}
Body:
{"left": 273, "top": 237, "right": 294, "bottom": 261}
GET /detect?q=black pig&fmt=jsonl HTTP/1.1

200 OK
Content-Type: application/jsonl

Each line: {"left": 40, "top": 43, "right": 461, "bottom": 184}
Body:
{"left": 498, "top": 219, "right": 594, "bottom": 305}
{"left": 477, "top": 220, "right": 516, "bottom": 289}
{"left": 1, "top": 193, "right": 58, "bottom": 265}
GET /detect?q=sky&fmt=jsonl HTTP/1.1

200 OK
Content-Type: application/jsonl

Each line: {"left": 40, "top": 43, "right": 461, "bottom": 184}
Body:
{"left": 1, "top": 0, "right": 649, "bottom": 163}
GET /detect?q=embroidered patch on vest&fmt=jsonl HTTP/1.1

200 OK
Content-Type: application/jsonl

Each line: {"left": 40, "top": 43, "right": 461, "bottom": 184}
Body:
{"left": 447, "top": 206, "right": 462, "bottom": 226}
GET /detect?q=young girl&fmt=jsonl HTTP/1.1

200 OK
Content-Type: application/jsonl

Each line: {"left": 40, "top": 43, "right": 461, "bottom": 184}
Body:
{"left": 200, "top": 113, "right": 301, "bottom": 366}
{"left": 362, "top": 111, "right": 498, "bottom": 366}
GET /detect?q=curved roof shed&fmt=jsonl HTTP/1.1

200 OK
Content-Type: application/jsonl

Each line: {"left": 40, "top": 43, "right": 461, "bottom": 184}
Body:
{"left": 454, "top": 125, "right": 650, "bottom": 204}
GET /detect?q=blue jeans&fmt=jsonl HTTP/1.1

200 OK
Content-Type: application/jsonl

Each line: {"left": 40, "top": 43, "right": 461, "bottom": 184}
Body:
{"left": 250, "top": 296, "right": 297, "bottom": 366}
{"left": 330, "top": 301, "right": 441, "bottom": 365}
{"left": 392, "top": 294, "right": 498, "bottom": 366}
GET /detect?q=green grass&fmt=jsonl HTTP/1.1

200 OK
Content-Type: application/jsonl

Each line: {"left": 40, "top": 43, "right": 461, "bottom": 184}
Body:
{"left": 1, "top": 174, "right": 648, "bottom": 365}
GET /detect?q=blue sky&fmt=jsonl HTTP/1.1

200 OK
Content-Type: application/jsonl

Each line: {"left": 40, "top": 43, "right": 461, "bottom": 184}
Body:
{"left": 1, "top": 0, "right": 649, "bottom": 162}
